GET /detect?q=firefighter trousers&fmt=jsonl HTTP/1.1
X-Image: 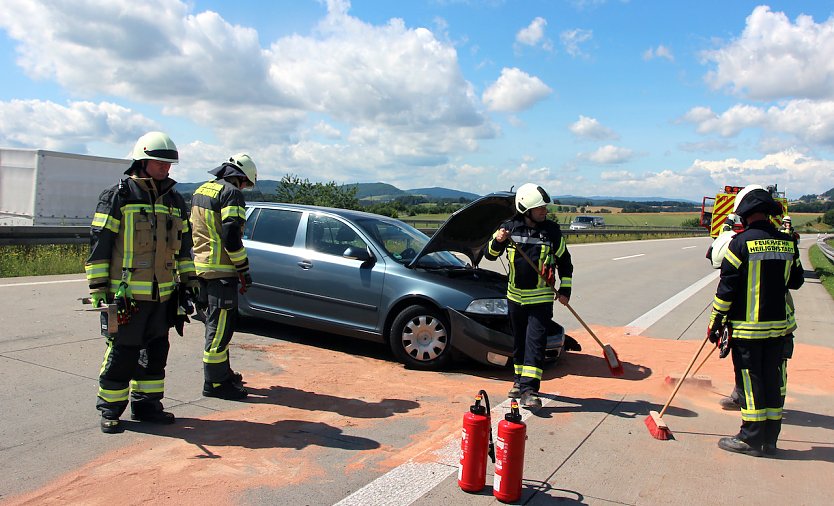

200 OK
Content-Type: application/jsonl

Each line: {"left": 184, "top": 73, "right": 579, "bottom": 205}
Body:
{"left": 201, "top": 277, "right": 239, "bottom": 384}
{"left": 731, "top": 336, "right": 786, "bottom": 447}
{"left": 97, "top": 301, "right": 170, "bottom": 419}
{"left": 508, "top": 301, "right": 552, "bottom": 395}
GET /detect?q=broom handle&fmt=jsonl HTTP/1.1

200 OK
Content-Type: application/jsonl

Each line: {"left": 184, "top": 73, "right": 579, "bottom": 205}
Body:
{"left": 691, "top": 343, "right": 718, "bottom": 376}
{"left": 564, "top": 302, "right": 606, "bottom": 350}
{"left": 506, "top": 237, "right": 607, "bottom": 350}
{"left": 658, "top": 332, "right": 711, "bottom": 418}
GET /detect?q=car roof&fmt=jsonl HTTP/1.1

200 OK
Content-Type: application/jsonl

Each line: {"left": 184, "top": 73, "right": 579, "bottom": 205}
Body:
{"left": 246, "top": 201, "right": 397, "bottom": 222}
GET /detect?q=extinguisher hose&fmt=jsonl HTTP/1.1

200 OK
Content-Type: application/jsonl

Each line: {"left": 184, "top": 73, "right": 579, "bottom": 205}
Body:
{"left": 479, "top": 389, "right": 496, "bottom": 463}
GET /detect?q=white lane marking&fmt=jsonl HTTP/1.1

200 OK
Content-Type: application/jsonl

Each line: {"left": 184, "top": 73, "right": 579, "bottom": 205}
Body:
{"left": 626, "top": 269, "right": 720, "bottom": 335}
{"left": 0, "top": 278, "right": 86, "bottom": 288}
{"left": 681, "top": 246, "right": 698, "bottom": 250}
{"left": 612, "top": 253, "right": 645, "bottom": 261}
{"left": 334, "top": 396, "right": 551, "bottom": 506}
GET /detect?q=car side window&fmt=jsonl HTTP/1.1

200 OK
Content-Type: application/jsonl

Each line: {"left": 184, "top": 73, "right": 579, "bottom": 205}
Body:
{"left": 306, "top": 215, "right": 367, "bottom": 256}
{"left": 250, "top": 208, "right": 301, "bottom": 247}
{"left": 242, "top": 208, "right": 258, "bottom": 240}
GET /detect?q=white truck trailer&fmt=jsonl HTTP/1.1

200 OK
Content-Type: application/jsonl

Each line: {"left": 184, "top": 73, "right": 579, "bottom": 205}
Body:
{"left": 0, "top": 148, "right": 130, "bottom": 226}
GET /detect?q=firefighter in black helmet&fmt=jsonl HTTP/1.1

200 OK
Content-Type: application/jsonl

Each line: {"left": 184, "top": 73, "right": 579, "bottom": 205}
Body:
{"left": 709, "top": 184, "right": 804, "bottom": 457}
{"left": 190, "top": 153, "right": 257, "bottom": 400}
{"left": 86, "top": 131, "right": 197, "bottom": 433}
{"left": 485, "top": 183, "right": 574, "bottom": 410}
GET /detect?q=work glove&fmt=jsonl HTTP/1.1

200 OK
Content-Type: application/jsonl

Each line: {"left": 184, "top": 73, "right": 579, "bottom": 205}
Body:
{"left": 90, "top": 290, "right": 107, "bottom": 308}
{"left": 184, "top": 278, "right": 200, "bottom": 301}
{"left": 238, "top": 270, "right": 253, "bottom": 294}
{"left": 114, "top": 281, "right": 138, "bottom": 325}
{"left": 707, "top": 311, "right": 725, "bottom": 344}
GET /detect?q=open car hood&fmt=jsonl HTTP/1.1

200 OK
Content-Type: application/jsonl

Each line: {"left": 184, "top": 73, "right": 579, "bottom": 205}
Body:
{"left": 410, "top": 192, "right": 517, "bottom": 267}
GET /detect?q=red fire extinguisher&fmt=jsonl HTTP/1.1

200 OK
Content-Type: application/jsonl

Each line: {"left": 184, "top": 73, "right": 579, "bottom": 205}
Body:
{"left": 458, "top": 389, "right": 495, "bottom": 492}
{"left": 493, "top": 399, "right": 526, "bottom": 503}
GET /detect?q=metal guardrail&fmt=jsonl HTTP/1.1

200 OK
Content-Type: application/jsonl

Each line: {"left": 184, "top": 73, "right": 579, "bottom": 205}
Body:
{"left": 1, "top": 224, "right": 707, "bottom": 246}
{"left": 818, "top": 234, "right": 834, "bottom": 263}
{"left": 0, "top": 226, "right": 89, "bottom": 246}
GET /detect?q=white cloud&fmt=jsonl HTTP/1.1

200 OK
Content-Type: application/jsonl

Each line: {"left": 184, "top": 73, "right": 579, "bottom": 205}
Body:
{"left": 569, "top": 115, "right": 619, "bottom": 140}
{"left": 482, "top": 67, "right": 552, "bottom": 113}
{"left": 0, "top": 99, "right": 157, "bottom": 152}
{"left": 682, "top": 100, "right": 834, "bottom": 146}
{"left": 560, "top": 28, "right": 592, "bottom": 58}
{"left": 515, "top": 17, "right": 553, "bottom": 51}
{"left": 600, "top": 170, "right": 635, "bottom": 181}
{"left": 582, "top": 145, "right": 634, "bottom": 164}
{"left": 0, "top": 0, "right": 497, "bottom": 174}
{"left": 703, "top": 6, "right": 834, "bottom": 100}
{"left": 643, "top": 44, "right": 674, "bottom": 62}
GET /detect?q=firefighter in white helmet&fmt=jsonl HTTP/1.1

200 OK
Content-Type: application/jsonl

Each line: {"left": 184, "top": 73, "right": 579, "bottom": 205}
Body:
{"left": 86, "top": 131, "right": 197, "bottom": 433}
{"left": 485, "top": 183, "right": 574, "bottom": 409}
{"left": 709, "top": 184, "right": 804, "bottom": 456}
{"left": 190, "top": 153, "right": 258, "bottom": 400}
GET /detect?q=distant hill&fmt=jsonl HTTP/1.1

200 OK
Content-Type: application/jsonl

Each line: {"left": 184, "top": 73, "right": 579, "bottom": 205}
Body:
{"left": 406, "top": 187, "right": 481, "bottom": 201}
{"left": 554, "top": 195, "right": 700, "bottom": 205}
{"left": 823, "top": 187, "right": 834, "bottom": 198}
{"left": 342, "top": 182, "right": 407, "bottom": 199}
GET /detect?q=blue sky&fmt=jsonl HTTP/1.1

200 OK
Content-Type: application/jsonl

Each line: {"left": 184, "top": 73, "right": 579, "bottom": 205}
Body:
{"left": 1, "top": 1, "right": 832, "bottom": 200}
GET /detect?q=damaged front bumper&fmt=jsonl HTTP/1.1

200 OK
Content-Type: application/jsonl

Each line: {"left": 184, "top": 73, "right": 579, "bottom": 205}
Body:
{"left": 448, "top": 309, "right": 564, "bottom": 367}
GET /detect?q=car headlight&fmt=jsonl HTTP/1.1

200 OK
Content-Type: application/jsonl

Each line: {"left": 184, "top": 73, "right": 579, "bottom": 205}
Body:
{"left": 465, "top": 298, "right": 508, "bottom": 315}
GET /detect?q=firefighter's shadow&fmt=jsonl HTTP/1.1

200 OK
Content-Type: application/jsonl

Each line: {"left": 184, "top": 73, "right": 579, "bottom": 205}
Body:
{"left": 126, "top": 418, "right": 380, "bottom": 452}
{"left": 244, "top": 384, "right": 420, "bottom": 418}
{"left": 531, "top": 393, "right": 697, "bottom": 422}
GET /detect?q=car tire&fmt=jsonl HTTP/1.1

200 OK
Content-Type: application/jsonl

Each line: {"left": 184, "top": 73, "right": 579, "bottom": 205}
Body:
{"left": 389, "top": 305, "right": 452, "bottom": 370}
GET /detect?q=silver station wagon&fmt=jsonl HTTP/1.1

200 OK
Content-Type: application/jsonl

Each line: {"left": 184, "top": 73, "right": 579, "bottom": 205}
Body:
{"left": 239, "top": 192, "right": 565, "bottom": 370}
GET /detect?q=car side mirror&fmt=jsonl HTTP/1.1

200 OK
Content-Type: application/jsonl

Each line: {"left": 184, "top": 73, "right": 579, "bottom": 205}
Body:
{"left": 343, "top": 246, "right": 374, "bottom": 263}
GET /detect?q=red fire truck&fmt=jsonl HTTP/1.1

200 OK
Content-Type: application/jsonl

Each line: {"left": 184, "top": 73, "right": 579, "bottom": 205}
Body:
{"left": 700, "top": 184, "right": 788, "bottom": 238}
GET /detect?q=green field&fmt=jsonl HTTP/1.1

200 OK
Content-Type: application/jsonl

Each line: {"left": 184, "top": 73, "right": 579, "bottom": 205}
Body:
{"left": 407, "top": 210, "right": 827, "bottom": 230}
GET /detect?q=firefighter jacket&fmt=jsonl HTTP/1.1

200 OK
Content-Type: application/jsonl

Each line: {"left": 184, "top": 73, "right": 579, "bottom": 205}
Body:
{"left": 712, "top": 221, "right": 804, "bottom": 340}
{"left": 191, "top": 178, "right": 249, "bottom": 279}
{"left": 485, "top": 217, "right": 573, "bottom": 305}
{"left": 85, "top": 176, "right": 195, "bottom": 302}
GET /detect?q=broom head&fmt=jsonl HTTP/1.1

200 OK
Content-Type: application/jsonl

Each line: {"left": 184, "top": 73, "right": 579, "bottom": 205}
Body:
{"left": 644, "top": 410, "right": 672, "bottom": 440}
{"left": 602, "top": 344, "right": 624, "bottom": 376}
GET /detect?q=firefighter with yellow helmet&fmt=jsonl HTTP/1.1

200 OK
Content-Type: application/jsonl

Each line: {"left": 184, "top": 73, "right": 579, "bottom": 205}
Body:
{"left": 86, "top": 131, "right": 197, "bottom": 433}
{"left": 191, "top": 153, "right": 257, "bottom": 400}
{"left": 485, "top": 183, "right": 574, "bottom": 409}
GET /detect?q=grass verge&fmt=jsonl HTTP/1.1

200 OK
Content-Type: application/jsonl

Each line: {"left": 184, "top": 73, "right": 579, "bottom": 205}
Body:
{"left": 0, "top": 244, "right": 86, "bottom": 278}
{"left": 809, "top": 244, "right": 834, "bottom": 300}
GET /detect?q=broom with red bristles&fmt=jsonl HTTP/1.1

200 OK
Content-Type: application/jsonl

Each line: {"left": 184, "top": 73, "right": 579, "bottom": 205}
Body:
{"left": 509, "top": 239, "right": 624, "bottom": 377}
{"left": 645, "top": 331, "right": 711, "bottom": 440}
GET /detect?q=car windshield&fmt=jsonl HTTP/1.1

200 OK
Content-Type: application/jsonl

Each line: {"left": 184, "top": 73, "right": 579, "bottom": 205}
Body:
{"left": 573, "top": 216, "right": 594, "bottom": 223}
{"left": 354, "top": 217, "right": 466, "bottom": 268}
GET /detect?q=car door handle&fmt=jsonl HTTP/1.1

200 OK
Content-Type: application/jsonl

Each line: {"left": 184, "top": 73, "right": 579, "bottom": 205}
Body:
{"left": 297, "top": 260, "right": 313, "bottom": 269}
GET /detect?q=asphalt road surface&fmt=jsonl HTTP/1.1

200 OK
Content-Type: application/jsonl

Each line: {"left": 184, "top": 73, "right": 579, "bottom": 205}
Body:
{"left": 1, "top": 236, "right": 832, "bottom": 505}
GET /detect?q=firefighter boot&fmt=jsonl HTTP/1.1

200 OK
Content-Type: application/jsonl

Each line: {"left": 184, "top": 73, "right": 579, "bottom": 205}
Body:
{"left": 763, "top": 443, "right": 778, "bottom": 456}
{"left": 100, "top": 416, "right": 123, "bottom": 434}
{"left": 507, "top": 382, "right": 521, "bottom": 398}
{"left": 717, "top": 437, "right": 762, "bottom": 457}
{"left": 520, "top": 391, "right": 542, "bottom": 410}
{"left": 203, "top": 380, "right": 248, "bottom": 400}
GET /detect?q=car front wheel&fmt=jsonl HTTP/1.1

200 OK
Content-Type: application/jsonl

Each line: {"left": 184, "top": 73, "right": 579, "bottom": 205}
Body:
{"left": 389, "top": 305, "right": 452, "bottom": 370}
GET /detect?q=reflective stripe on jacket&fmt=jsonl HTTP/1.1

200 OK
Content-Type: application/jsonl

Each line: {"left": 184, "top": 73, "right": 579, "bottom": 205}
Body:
{"left": 85, "top": 176, "right": 194, "bottom": 302}
{"left": 712, "top": 221, "right": 804, "bottom": 339}
{"left": 484, "top": 217, "right": 573, "bottom": 305}
{"left": 191, "top": 179, "right": 249, "bottom": 279}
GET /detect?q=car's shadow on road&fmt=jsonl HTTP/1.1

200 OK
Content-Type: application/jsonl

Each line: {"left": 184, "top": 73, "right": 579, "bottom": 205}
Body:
{"left": 448, "top": 350, "right": 653, "bottom": 382}
{"left": 237, "top": 318, "right": 653, "bottom": 384}
{"left": 238, "top": 317, "right": 393, "bottom": 362}
{"left": 125, "top": 418, "right": 380, "bottom": 452}
{"left": 244, "top": 384, "right": 420, "bottom": 418}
